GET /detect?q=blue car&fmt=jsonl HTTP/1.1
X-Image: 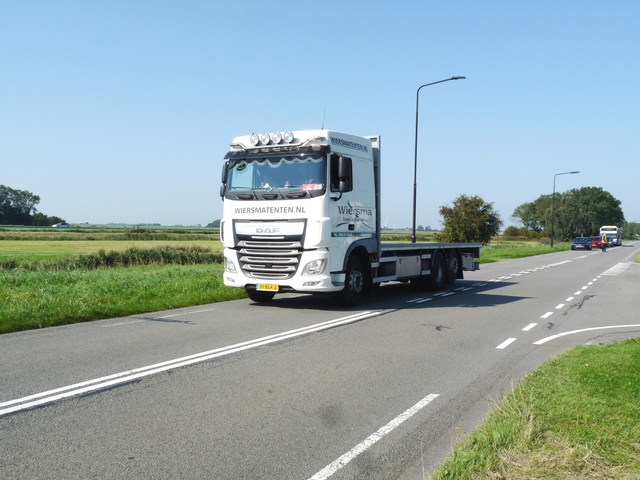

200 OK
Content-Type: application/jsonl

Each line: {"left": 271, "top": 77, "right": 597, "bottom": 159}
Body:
{"left": 571, "top": 237, "right": 592, "bottom": 250}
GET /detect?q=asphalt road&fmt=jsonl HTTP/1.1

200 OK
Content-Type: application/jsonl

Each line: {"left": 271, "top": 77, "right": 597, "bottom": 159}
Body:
{"left": 2, "top": 243, "right": 639, "bottom": 479}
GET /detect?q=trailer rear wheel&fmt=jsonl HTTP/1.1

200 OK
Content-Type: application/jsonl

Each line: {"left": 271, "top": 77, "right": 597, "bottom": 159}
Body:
{"left": 335, "top": 255, "right": 365, "bottom": 307}
{"left": 246, "top": 289, "right": 276, "bottom": 303}
{"left": 427, "top": 252, "right": 445, "bottom": 291}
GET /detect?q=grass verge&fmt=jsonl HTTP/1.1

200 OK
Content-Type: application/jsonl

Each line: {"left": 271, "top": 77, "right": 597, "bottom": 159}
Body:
{"left": 0, "top": 263, "right": 246, "bottom": 333}
{"left": 0, "top": 245, "right": 243, "bottom": 334}
{"left": 429, "top": 338, "right": 640, "bottom": 479}
{"left": 479, "top": 239, "right": 569, "bottom": 263}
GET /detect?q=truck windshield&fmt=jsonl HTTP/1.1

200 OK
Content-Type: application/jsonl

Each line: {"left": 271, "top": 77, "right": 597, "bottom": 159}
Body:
{"left": 226, "top": 153, "right": 326, "bottom": 194}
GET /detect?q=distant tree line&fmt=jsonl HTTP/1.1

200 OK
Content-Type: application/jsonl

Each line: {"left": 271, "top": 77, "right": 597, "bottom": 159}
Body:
{"left": 0, "top": 185, "right": 65, "bottom": 226}
{"left": 509, "top": 186, "right": 631, "bottom": 240}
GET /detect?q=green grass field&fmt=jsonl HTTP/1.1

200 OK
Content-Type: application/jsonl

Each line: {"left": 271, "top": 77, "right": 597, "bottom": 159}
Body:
{"left": 0, "top": 230, "right": 234, "bottom": 333}
{"left": 0, "top": 263, "right": 245, "bottom": 332}
{"left": 0, "top": 239, "right": 222, "bottom": 260}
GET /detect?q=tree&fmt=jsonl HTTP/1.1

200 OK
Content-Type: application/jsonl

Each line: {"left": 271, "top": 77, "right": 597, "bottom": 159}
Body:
{"left": 207, "top": 219, "right": 221, "bottom": 228}
{"left": 511, "top": 195, "right": 551, "bottom": 232}
{"left": 0, "top": 185, "right": 40, "bottom": 225}
{"left": 562, "top": 186, "right": 624, "bottom": 237}
{"left": 623, "top": 222, "right": 638, "bottom": 239}
{"left": 512, "top": 187, "right": 625, "bottom": 241}
{"left": 438, "top": 194, "right": 502, "bottom": 245}
{"left": 32, "top": 213, "right": 66, "bottom": 226}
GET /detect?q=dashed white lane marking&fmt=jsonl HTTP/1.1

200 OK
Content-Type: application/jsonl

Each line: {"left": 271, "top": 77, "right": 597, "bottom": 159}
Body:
{"left": 522, "top": 323, "right": 537, "bottom": 331}
{"left": 534, "top": 325, "right": 640, "bottom": 345}
{"left": 541, "top": 312, "right": 553, "bottom": 319}
{"left": 406, "top": 297, "right": 434, "bottom": 304}
{"left": 308, "top": 394, "right": 439, "bottom": 480}
{"left": 496, "top": 338, "right": 517, "bottom": 349}
{"left": 555, "top": 304, "right": 565, "bottom": 309}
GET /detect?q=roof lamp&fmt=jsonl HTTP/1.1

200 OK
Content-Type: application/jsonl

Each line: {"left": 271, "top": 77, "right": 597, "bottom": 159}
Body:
{"left": 283, "top": 131, "right": 294, "bottom": 143}
{"left": 249, "top": 133, "right": 260, "bottom": 146}
{"left": 260, "top": 133, "right": 271, "bottom": 145}
{"left": 271, "top": 132, "right": 282, "bottom": 144}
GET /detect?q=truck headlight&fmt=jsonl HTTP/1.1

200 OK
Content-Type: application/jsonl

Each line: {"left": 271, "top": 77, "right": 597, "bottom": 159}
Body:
{"left": 224, "top": 257, "right": 237, "bottom": 274}
{"left": 302, "top": 259, "right": 325, "bottom": 276}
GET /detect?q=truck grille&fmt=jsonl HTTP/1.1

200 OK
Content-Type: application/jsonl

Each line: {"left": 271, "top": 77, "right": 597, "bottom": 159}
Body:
{"left": 237, "top": 240, "right": 303, "bottom": 280}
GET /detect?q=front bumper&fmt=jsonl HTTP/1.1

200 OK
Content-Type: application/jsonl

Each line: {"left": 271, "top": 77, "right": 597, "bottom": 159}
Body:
{"left": 223, "top": 249, "right": 345, "bottom": 294}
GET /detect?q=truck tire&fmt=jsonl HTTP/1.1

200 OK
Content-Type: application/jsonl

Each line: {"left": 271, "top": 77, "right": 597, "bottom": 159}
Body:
{"left": 246, "top": 289, "right": 276, "bottom": 303}
{"left": 335, "top": 255, "right": 365, "bottom": 307}
{"left": 426, "top": 252, "right": 445, "bottom": 291}
{"left": 445, "top": 251, "right": 460, "bottom": 285}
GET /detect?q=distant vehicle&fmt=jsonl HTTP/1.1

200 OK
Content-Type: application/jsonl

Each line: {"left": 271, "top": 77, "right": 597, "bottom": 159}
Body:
{"left": 600, "top": 225, "right": 621, "bottom": 246}
{"left": 589, "top": 235, "right": 602, "bottom": 249}
{"left": 571, "top": 237, "right": 592, "bottom": 250}
{"left": 52, "top": 222, "right": 70, "bottom": 228}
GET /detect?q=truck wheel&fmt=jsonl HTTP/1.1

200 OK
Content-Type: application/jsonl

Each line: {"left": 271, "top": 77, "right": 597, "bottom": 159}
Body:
{"left": 445, "top": 251, "right": 460, "bottom": 285}
{"left": 427, "top": 252, "right": 445, "bottom": 291}
{"left": 335, "top": 255, "right": 365, "bottom": 307}
{"left": 246, "top": 289, "right": 276, "bottom": 303}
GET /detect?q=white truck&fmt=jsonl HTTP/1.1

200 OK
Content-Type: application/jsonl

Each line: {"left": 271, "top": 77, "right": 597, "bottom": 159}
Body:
{"left": 219, "top": 130, "right": 481, "bottom": 306}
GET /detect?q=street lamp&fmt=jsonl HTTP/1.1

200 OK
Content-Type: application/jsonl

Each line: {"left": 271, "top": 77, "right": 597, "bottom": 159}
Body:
{"left": 412, "top": 76, "right": 466, "bottom": 243}
{"left": 551, "top": 171, "right": 579, "bottom": 247}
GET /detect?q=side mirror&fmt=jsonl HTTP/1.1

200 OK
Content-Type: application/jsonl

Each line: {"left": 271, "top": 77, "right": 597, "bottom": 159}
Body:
{"left": 338, "top": 156, "right": 352, "bottom": 193}
{"left": 221, "top": 162, "right": 228, "bottom": 184}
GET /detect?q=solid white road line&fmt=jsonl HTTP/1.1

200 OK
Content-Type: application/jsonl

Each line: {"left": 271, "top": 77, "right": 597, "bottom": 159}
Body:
{"left": 534, "top": 325, "right": 640, "bottom": 345}
{"left": 308, "top": 394, "right": 439, "bottom": 480}
{"left": 1, "top": 311, "right": 381, "bottom": 417}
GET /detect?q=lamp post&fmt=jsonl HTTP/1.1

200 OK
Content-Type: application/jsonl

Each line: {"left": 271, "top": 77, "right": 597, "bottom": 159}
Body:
{"left": 412, "top": 76, "right": 466, "bottom": 243}
{"left": 551, "top": 171, "right": 579, "bottom": 247}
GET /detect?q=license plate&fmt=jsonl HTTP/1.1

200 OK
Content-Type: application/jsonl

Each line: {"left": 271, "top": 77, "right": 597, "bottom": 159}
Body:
{"left": 257, "top": 283, "right": 279, "bottom": 292}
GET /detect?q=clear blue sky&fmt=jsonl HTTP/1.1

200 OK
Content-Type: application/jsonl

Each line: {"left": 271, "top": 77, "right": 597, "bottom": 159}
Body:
{"left": 2, "top": 1, "right": 638, "bottom": 229}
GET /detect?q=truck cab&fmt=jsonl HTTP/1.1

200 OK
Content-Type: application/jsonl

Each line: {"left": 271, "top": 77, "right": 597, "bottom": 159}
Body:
{"left": 220, "top": 130, "right": 377, "bottom": 303}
